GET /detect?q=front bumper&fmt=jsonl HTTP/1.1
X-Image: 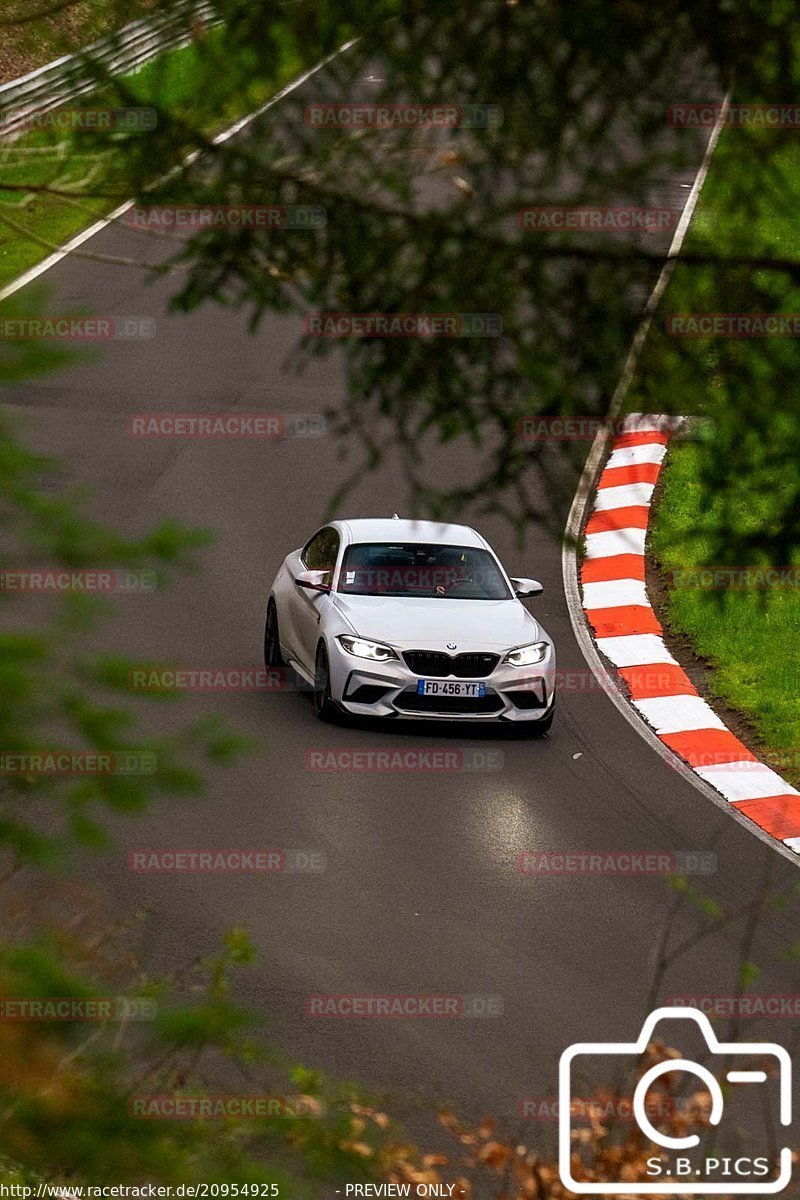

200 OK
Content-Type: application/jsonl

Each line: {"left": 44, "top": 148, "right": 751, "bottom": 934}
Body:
{"left": 328, "top": 641, "right": 556, "bottom": 722}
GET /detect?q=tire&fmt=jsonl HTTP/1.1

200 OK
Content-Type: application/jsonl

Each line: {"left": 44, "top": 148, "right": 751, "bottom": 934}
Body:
{"left": 264, "top": 598, "right": 286, "bottom": 669}
{"left": 313, "top": 642, "right": 339, "bottom": 722}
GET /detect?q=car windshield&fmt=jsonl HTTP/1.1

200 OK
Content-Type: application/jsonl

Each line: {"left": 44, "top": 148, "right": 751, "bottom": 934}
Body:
{"left": 337, "top": 542, "right": 512, "bottom": 600}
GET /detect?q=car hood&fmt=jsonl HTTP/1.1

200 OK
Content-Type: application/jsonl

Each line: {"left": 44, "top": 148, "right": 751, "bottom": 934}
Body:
{"left": 331, "top": 594, "right": 545, "bottom": 650}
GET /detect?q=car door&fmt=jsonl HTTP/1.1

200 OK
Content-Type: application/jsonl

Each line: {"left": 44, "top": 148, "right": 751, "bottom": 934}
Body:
{"left": 291, "top": 526, "right": 341, "bottom": 673}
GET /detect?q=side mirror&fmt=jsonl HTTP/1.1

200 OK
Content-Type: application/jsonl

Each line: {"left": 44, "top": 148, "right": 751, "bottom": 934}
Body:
{"left": 295, "top": 569, "right": 331, "bottom": 594}
{"left": 511, "top": 577, "right": 544, "bottom": 599}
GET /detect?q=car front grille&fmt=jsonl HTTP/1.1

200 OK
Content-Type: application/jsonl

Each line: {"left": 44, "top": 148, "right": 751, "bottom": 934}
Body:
{"left": 402, "top": 650, "right": 500, "bottom": 678}
{"left": 395, "top": 690, "right": 504, "bottom": 715}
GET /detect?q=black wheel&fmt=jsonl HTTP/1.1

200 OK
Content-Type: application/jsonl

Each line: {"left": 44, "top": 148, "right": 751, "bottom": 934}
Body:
{"left": 313, "top": 642, "right": 339, "bottom": 722}
{"left": 264, "top": 599, "right": 286, "bottom": 669}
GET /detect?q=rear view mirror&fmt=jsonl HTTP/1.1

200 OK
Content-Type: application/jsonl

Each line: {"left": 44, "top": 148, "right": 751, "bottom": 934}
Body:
{"left": 295, "top": 569, "right": 331, "bottom": 593}
{"left": 510, "top": 577, "right": 544, "bottom": 598}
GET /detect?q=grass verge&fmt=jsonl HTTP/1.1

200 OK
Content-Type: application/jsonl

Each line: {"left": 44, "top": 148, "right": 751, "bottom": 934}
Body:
{"left": 626, "top": 121, "right": 800, "bottom": 786}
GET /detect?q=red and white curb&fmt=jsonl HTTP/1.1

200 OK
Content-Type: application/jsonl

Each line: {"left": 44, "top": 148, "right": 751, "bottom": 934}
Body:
{"left": 579, "top": 413, "right": 800, "bottom": 856}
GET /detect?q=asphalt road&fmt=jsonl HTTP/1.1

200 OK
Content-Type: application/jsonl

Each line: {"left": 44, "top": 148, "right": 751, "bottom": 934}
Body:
{"left": 5, "top": 46, "right": 800, "bottom": 1172}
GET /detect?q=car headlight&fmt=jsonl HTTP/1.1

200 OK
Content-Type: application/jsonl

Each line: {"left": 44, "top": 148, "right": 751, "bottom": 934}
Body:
{"left": 338, "top": 635, "right": 398, "bottom": 662}
{"left": 503, "top": 641, "right": 550, "bottom": 666}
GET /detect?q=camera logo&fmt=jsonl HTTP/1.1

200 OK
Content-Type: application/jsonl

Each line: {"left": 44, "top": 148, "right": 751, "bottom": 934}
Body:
{"left": 559, "top": 1006, "right": 792, "bottom": 1194}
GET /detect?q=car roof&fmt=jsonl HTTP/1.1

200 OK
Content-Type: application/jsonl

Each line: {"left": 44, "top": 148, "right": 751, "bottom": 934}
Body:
{"left": 333, "top": 518, "right": 488, "bottom": 548}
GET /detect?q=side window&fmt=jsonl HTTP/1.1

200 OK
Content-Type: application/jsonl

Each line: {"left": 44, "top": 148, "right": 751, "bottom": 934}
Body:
{"left": 302, "top": 527, "right": 340, "bottom": 572}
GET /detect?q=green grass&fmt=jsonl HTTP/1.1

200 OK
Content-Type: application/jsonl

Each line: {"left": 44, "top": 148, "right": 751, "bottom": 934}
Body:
{"left": 0, "top": 29, "right": 302, "bottom": 288}
{"left": 648, "top": 448, "right": 800, "bottom": 784}
{"left": 627, "top": 122, "right": 800, "bottom": 784}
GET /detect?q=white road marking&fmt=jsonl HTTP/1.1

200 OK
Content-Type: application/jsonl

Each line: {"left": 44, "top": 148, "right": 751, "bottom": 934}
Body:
{"left": 584, "top": 527, "right": 647, "bottom": 558}
{"left": 631, "top": 694, "right": 728, "bottom": 735}
{"left": 581, "top": 578, "right": 649, "bottom": 609}
{"left": 594, "top": 633, "right": 678, "bottom": 668}
{"left": 593, "top": 482, "right": 655, "bottom": 510}
{"left": 606, "top": 443, "right": 668, "bottom": 469}
{"left": 695, "top": 762, "right": 800, "bottom": 804}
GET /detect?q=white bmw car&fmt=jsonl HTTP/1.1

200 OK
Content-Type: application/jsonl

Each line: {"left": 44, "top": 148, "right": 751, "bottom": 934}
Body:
{"left": 264, "top": 517, "right": 556, "bottom": 730}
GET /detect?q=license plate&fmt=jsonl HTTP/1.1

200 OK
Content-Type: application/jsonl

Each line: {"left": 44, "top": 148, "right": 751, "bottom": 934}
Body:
{"left": 416, "top": 679, "right": 486, "bottom": 698}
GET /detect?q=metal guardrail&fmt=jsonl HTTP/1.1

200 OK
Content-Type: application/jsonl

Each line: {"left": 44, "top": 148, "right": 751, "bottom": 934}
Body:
{"left": 0, "top": 1, "right": 221, "bottom": 138}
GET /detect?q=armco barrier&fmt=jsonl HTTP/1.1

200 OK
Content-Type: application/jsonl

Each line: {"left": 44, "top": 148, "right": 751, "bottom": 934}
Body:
{"left": 0, "top": 0, "right": 220, "bottom": 139}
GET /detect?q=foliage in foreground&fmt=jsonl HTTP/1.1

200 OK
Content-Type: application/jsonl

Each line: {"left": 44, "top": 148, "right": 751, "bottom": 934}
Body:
{"left": 0, "top": 1, "right": 800, "bottom": 1193}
